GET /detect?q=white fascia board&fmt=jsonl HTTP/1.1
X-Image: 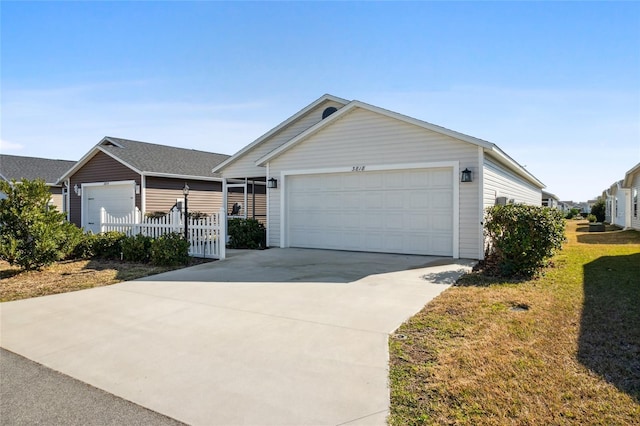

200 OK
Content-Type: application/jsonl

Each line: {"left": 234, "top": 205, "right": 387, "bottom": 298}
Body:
{"left": 58, "top": 146, "right": 101, "bottom": 182}
{"left": 58, "top": 136, "right": 142, "bottom": 182}
{"left": 213, "top": 94, "right": 350, "bottom": 173}
{"left": 623, "top": 162, "right": 640, "bottom": 187}
{"left": 256, "top": 101, "right": 359, "bottom": 166}
{"left": 484, "top": 146, "right": 546, "bottom": 189}
{"left": 256, "top": 99, "right": 498, "bottom": 166}
{"left": 142, "top": 171, "right": 224, "bottom": 182}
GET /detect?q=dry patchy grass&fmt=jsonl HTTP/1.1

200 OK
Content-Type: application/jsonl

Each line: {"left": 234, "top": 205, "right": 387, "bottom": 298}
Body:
{"left": 0, "top": 259, "right": 210, "bottom": 302}
{"left": 389, "top": 221, "right": 640, "bottom": 425}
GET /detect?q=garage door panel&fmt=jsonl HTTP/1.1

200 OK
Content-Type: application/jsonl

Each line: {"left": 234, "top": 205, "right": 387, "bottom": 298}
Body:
{"left": 84, "top": 183, "right": 135, "bottom": 234}
{"left": 286, "top": 168, "right": 453, "bottom": 256}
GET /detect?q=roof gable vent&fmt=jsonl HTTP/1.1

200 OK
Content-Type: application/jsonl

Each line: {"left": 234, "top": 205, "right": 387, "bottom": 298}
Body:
{"left": 322, "top": 107, "right": 338, "bottom": 119}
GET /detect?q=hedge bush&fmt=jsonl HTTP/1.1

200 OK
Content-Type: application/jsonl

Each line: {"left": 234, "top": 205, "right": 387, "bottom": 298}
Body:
{"left": 0, "top": 178, "right": 80, "bottom": 270}
{"left": 227, "top": 218, "right": 266, "bottom": 249}
{"left": 92, "top": 231, "right": 126, "bottom": 260}
{"left": 484, "top": 204, "right": 565, "bottom": 278}
{"left": 150, "top": 233, "right": 189, "bottom": 266}
{"left": 122, "top": 233, "right": 153, "bottom": 263}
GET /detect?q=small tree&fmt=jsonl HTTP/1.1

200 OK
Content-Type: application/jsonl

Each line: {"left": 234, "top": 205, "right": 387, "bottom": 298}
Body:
{"left": 484, "top": 204, "right": 566, "bottom": 278}
{"left": 0, "top": 179, "right": 80, "bottom": 270}
{"left": 591, "top": 199, "right": 606, "bottom": 223}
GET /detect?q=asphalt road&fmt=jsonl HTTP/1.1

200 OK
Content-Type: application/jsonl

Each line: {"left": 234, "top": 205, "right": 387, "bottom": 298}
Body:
{"left": 0, "top": 348, "right": 184, "bottom": 426}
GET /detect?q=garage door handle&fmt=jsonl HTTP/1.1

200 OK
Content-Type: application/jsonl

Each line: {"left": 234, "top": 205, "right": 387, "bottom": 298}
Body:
{"left": 88, "top": 222, "right": 95, "bottom": 225}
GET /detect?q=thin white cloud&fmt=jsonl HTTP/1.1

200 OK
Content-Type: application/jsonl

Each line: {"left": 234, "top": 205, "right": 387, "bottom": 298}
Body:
{"left": 1, "top": 82, "right": 276, "bottom": 160}
{"left": 0, "top": 138, "right": 24, "bottom": 153}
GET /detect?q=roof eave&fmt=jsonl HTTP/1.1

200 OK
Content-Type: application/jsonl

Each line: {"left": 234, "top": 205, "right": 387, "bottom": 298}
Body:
{"left": 485, "top": 146, "right": 545, "bottom": 189}
{"left": 623, "top": 162, "right": 640, "bottom": 187}
{"left": 142, "top": 171, "right": 223, "bottom": 182}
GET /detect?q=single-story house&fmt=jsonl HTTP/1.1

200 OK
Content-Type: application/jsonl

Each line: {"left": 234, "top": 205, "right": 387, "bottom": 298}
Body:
{"left": 213, "top": 94, "right": 545, "bottom": 259}
{"left": 0, "top": 154, "right": 76, "bottom": 212}
{"left": 621, "top": 163, "right": 640, "bottom": 230}
{"left": 542, "top": 191, "right": 560, "bottom": 209}
{"left": 603, "top": 180, "right": 630, "bottom": 228}
{"left": 59, "top": 137, "right": 235, "bottom": 233}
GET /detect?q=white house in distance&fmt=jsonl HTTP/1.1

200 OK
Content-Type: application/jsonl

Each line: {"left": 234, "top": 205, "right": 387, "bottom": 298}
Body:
{"left": 602, "top": 162, "right": 640, "bottom": 230}
{"left": 214, "top": 94, "right": 545, "bottom": 260}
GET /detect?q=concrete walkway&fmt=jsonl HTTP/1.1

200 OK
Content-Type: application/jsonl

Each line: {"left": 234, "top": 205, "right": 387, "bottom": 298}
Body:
{"left": 0, "top": 249, "right": 475, "bottom": 425}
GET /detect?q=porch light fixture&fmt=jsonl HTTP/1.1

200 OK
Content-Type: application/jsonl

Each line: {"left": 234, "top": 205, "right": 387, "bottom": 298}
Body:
{"left": 461, "top": 168, "right": 473, "bottom": 183}
{"left": 73, "top": 184, "right": 82, "bottom": 196}
{"left": 267, "top": 177, "right": 278, "bottom": 189}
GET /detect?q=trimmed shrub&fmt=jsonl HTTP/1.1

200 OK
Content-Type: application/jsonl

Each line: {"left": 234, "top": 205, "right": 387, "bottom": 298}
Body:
{"left": 587, "top": 214, "right": 597, "bottom": 223}
{"left": 92, "top": 231, "right": 126, "bottom": 260}
{"left": 484, "top": 204, "right": 566, "bottom": 278}
{"left": 565, "top": 208, "right": 581, "bottom": 220}
{"left": 0, "top": 178, "right": 77, "bottom": 270}
{"left": 150, "top": 233, "right": 189, "bottom": 266}
{"left": 227, "top": 218, "right": 266, "bottom": 249}
{"left": 122, "top": 234, "right": 153, "bottom": 263}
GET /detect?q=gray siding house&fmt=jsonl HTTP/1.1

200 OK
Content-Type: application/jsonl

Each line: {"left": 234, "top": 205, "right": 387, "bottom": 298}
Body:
{"left": 0, "top": 154, "right": 75, "bottom": 212}
{"left": 214, "top": 94, "right": 545, "bottom": 260}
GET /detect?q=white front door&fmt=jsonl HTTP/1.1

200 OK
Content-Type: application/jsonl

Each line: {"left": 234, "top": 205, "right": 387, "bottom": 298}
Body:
{"left": 286, "top": 168, "right": 454, "bottom": 256}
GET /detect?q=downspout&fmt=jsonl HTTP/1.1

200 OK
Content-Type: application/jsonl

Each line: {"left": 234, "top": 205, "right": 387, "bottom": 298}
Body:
{"left": 478, "top": 147, "right": 485, "bottom": 260}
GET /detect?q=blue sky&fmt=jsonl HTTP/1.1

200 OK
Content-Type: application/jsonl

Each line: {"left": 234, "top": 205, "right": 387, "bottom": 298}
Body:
{"left": 1, "top": 1, "right": 638, "bottom": 202}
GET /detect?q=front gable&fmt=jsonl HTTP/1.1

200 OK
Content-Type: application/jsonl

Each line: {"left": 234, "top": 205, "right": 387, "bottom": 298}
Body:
{"left": 265, "top": 106, "right": 480, "bottom": 171}
{"left": 215, "top": 95, "right": 348, "bottom": 179}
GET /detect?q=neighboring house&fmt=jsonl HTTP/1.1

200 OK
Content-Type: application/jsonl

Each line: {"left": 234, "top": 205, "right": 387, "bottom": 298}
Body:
{"left": 59, "top": 137, "right": 231, "bottom": 233}
{"left": 0, "top": 154, "right": 76, "bottom": 212}
{"left": 542, "top": 191, "right": 560, "bottom": 209}
{"left": 623, "top": 162, "right": 640, "bottom": 230}
{"left": 604, "top": 180, "right": 630, "bottom": 228}
{"left": 213, "top": 94, "right": 545, "bottom": 259}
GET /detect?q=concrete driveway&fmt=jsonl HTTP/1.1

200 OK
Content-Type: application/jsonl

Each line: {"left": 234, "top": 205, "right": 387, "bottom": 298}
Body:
{"left": 0, "top": 248, "right": 475, "bottom": 425}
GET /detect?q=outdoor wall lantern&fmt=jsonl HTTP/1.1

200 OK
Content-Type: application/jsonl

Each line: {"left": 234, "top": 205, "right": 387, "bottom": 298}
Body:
{"left": 267, "top": 177, "right": 278, "bottom": 189}
{"left": 73, "top": 184, "right": 82, "bottom": 196}
{"left": 461, "top": 168, "right": 473, "bottom": 183}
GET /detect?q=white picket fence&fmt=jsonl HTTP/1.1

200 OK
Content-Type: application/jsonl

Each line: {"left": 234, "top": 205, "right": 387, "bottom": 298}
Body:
{"left": 100, "top": 207, "right": 226, "bottom": 259}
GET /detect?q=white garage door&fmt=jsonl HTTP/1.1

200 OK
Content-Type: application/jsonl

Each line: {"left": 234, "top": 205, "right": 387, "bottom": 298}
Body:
{"left": 84, "top": 183, "right": 135, "bottom": 233}
{"left": 286, "top": 168, "right": 453, "bottom": 256}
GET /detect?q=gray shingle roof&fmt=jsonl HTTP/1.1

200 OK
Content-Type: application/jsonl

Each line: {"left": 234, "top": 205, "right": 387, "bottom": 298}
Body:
{"left": 0, "top": 154, "right": 76, "bottom": 185}
{"left": 100, "top": 137, "right": 230, "bottom": 178}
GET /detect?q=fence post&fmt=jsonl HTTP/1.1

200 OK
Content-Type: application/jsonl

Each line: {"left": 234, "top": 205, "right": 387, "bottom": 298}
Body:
{"left": 100, "top": 207, "right": 105, "bottom": 233}
{"left": 219, "top": 207, "right": 226, "bottom": 260}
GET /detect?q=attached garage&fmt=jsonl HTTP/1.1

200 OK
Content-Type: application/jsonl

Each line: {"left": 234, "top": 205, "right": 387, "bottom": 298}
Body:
{"left": 286, "top": 167, "right": 454, "bottom": 256}
{"left": 83, "top": 182, "right": 135, "bottom": 234}
{"left": 214, "top": 94, "right": 546, "bottom": 260}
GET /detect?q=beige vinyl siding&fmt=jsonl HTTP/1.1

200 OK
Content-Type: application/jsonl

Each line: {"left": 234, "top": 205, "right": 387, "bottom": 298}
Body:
{"left": 267, "top": 107, "right": 481, "bottom": 259}
{"left": 227, "top": 188, "right": 267, "bottom": 225}
{"left": 49, "top": 190, "right": 64, "bottom": 212}
{"left": 221, "top": 100, "right": 345, "bottom": 179}
{"left": 483, "top": 155, "right": 541, "bottom": 210}
{"left": 69, "top": 152, "right": 140, "bottom": 227}
{"left": 145, "top": 177, "right": 223, "bottom": 214}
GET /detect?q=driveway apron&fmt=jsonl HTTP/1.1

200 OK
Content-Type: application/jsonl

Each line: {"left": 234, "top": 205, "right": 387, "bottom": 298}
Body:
{"left": 0, "top": 248, "right": 475, "bottom": 425}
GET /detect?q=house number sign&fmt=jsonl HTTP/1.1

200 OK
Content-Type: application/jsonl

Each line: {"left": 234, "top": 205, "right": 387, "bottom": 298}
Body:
{"left": 352, "top": 166, "right": 366, "bottom": 172}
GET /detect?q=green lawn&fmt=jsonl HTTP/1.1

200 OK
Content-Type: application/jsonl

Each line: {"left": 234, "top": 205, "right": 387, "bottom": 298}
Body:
{"left": 389, "top": 221, "right": 640, "bottom": 425}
